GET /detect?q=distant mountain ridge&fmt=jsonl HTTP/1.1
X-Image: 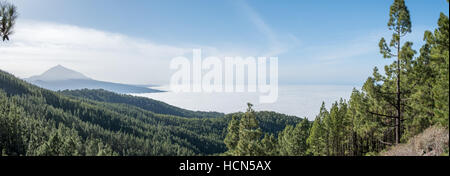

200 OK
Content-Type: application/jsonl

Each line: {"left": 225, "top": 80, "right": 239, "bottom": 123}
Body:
{"left": 61, "top": 89, "right": 224, "bottom": 118}
{"left": 25, "top": 65, "right": 162, "bottom": 94}
{"left": 27, "top": 65, "right": 91, "bottom": 81}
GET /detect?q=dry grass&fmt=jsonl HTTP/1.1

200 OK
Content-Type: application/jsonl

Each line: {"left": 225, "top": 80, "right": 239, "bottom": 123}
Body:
{"left": 381, "top": 126, "right": 449, "bottom": 156}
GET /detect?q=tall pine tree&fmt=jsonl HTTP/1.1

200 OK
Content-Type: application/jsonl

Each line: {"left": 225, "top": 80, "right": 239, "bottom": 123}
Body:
{"left": 307, "top": 103, "right": 328, "bottom": 156}
{"left": 235, "top": 103, "right": 263, "bottom": 156}
{"left": 373, "top": 0, "right": 414, "bottom": 144}
{"left": 427, "top": 10, "right": 449, "bottom": 127}
{"left": 224, "top": 115, "right": 240, "bottom": 154}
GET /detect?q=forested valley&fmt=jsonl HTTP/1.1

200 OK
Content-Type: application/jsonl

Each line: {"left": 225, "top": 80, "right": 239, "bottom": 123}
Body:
{"left": 0, "top": 69, "right": 302, "bottom": 156}
{"left": 1, "top": 0, "right": 449, "bottom": 156}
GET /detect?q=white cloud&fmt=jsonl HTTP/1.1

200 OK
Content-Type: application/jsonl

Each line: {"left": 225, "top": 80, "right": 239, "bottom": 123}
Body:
{"left": 0, "top": 20, "right": 198, "bottom": 84}
{"left": 1, "top": 19, "right": 295, "bottom": 85}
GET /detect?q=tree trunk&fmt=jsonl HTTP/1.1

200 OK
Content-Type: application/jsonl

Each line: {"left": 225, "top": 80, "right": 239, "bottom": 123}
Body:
{"left": 396, "top": 31, "right": 402, "bottom": 145}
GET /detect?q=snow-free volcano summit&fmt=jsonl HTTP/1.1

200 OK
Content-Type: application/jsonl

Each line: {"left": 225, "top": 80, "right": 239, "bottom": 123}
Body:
{"left": 25, "top": 65, "right": 162, "bottom": 94}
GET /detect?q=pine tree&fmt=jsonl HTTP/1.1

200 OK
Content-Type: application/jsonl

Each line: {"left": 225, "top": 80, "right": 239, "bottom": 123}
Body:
{"left": 373, "top": 0, "right": 414, "bottom": 144}
{"left": 427, "top": 11, "right": 449, "bottom": 127}
{"left": 401, "top": 0, "right": 449, "bottom": 139}
{"left": 345, "top": 89, "right": 384, "bottom": 156}
{"left": 260, "top": 133, "right": 278, "bottom": 156}
{"left": 324, "top": 100, "right": 349, "bottom": 155}
{"left": 326, "top": 102, "right": 340, "bottom": 155}
{"left": 96, "top": 142, "right": 117, "bottom": 156}
{"left": 224, "top": 115, "right": 240, "bottom": 154}
{"left": 292, "top": 119, "right": 310, "bottom": 156}
{"left": 37, "top": 132, "right": 64, "bottom": 156}
{"left": 0, "top": 1, "right": 17, "bottom": 41}
{"left": 307, "top": 103, "right": 328, "bottom": 156}
{"left": 235, "top": 103, "right": 263, "bottom": 156}
{"left": 405, "top": 36, "right": 434, "bottom": 138}
{"left": 278, "top": 125, "right": 294, "bottom": 156}
{"left": 277, "top": 118, "right": 310, "bottom": 156}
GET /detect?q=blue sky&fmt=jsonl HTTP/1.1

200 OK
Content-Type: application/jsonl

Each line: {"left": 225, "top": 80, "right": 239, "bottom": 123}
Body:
{"left": 3, "top": 0, "right": 449, "bottom": 85}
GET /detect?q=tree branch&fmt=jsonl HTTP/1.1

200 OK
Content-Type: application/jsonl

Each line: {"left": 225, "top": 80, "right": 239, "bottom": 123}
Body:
{"left": 369, "top": 111, "right": 398, "bottom": 119}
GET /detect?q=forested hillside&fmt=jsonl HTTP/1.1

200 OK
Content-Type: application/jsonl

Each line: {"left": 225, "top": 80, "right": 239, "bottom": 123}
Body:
{"left": 61, "top": 89, "right": 224, "bottom": 119}
{"left": 223, "top": 0, "right": 449, "bottom": 156}
{"left": 0, "top": 70, "right": 301, "bottom": 156}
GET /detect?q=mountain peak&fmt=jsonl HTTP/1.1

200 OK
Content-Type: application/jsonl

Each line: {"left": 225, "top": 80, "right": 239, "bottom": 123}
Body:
{"left": 47, "top": 64, "right": 76, "bottom": 73}
{"left": 24, "top": 65, "right": 162, "bottom": 94}
{"left": 54, "top": 64, "right": 65, "bottom": 68}
{"left": 27, "top": 65, "right": 91, "bottom": 81}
